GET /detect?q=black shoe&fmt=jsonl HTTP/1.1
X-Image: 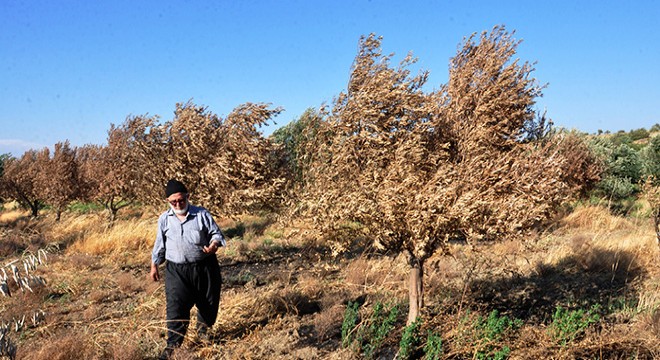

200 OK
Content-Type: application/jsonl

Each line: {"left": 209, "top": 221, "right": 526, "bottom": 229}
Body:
{"left": 158, "top": 346, "right": 175, "bottom": 360}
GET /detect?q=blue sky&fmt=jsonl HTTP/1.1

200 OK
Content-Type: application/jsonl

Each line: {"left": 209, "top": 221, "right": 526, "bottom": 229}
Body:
{"left": 1, "top": 1, "right": 659, "bottom": 156}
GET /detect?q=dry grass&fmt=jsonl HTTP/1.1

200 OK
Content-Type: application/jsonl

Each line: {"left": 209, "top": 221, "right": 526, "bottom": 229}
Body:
{"left": 216, "top": 316, "right": 323, "bottom": 360}
{"left": 67, "top": 217, "right": 154, "bottom": 265}
{"left": 0, "top": 208, "right": 27, "bottom": 224}
{"left": 313, "top": 303, "right": 345, "bottom": 341}
{"left": 559, "top": 204, "right": 634, "bottom": 232}
{"left": 343, "top": 254, "right": 407, "bottom": 296}
{"left": 20, "top": 331, "right": 97, "bottom": 360}
{"left": 0, "top": 205, "right": 658, "bottom": 359}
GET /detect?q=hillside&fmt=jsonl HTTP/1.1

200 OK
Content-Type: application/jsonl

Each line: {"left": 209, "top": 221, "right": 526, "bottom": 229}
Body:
{"left": 0, "top": 205, "right": 658, "bottom": 359}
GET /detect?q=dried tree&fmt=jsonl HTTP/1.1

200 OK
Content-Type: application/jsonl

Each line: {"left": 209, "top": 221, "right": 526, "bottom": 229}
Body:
{"left": 303, "top": 28, "right": 599, "bottom": 324}
{"left": 76, "top": 119, "right": 146, "bottom": 222}
{"left": 132, "top": 101, "right": 285, "bottom": 217}
{"left": 0, "top": 150, "right": 45, "bottom": 217}
{"left": 36, "top": 141, "right": 78, "bottom": 221}
{"left": 75, "top": 144, "right": 103, "bottom": 206}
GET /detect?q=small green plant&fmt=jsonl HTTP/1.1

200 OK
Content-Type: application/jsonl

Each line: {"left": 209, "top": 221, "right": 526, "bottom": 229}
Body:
{"left": 398, "top": 318, "right": 422, "bottom": 360}
{"left": 477, "top": 346, "right": 510, "bottom": 360}
{"left": 264, "top": 229, "right": 283, "bottom": 239}
{"left": 479, "top": 310, "right": 522, "bottom": 342}
{"left": 342, "top": 301, "right": 360, "bottom": 348}
{"left": 342, "top": 300, "right": 401, "bottom": 359}
{"left": 423, "top": 330, "right": 443, "bottom": 360}
{"left": 473, "top": 310, "right": 521, "bottom": 360}
{"left": 548, "top": 304, "right": 601, "bottom": 346}
{"left": 68, "top": 201, "right": 104, "bottom": 214}
{"left": 606, "top": 296, "right": 639, "bottom": 316}
{"left": 360, "top": 301, "right": 399, "bottom": 359}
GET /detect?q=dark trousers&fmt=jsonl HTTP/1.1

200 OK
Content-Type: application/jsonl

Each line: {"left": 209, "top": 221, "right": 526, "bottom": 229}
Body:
{"left": 165, "top": 255, "right": 221, "bottom": 347}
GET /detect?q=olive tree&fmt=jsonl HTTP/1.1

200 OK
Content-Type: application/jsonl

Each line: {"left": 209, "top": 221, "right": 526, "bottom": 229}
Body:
{"left": 271, "top": 108, "right": 326, "bottom": 185}
{"left": 642, "top": 179, "right": 660, "bottom": 248}
{"left": 130, "top": 101, "right": 286, "bottom": 217}
{"left": 641, "top": 136, "right": 660, "bottom": 179}
{"left": 0, "top": 150, "right": 45, "bottom": 217}
{"left": 0, "top": 153, "right": 11, "bottom": 203}
{"left": 641, "top": 137, "right": 660, "bottom": 247}
{"left": 302, "top": 28, "right": 598, "bottom": 324}
{"left": 76, "top": 118, "right": 149, "bottom": 222}
{"left": 36, "top": 141, "right": 78, "bottom": 221}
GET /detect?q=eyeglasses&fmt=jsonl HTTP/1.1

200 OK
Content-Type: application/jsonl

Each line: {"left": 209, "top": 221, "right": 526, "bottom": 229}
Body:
{"left": 168, "top": 199, "right": 187, "bottom": 206}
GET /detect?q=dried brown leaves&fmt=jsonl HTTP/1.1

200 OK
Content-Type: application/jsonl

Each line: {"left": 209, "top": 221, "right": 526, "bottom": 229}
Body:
{"left": 301, "top": 27, "right": 600, "bottom": 265}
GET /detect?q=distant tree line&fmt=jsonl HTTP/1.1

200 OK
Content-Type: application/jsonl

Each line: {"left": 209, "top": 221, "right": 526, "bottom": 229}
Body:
{"left": 1, "top": 26, "right": 658, "bottom": 322}
{"left": 587, "top": 126, "right": 660, "bottom": 213}
{"left": 0, "top": 101, "right": 285, "bottom": 222}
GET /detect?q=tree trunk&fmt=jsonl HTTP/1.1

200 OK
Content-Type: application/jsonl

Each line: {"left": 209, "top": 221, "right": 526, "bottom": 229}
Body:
{"left": 29, "top": 201, "right": 39, "bottom": 218}
{"left": 407, "top": 256, "right": 424, "bottom": 325}
{"left": 654, "top": 209, "right": 660, "bottom": 248}
{"left": 110, "top": 207, "right": 118, "bottom": 223}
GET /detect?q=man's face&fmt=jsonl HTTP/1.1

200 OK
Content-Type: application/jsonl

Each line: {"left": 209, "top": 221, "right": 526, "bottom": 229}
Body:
{"left": 167, "top": 192, "right": 188, "bottom": 214}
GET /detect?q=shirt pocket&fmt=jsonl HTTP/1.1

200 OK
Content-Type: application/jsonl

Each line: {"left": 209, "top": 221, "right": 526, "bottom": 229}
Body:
{"left": 185, "top": 219, "right": 207, "bottom": 245}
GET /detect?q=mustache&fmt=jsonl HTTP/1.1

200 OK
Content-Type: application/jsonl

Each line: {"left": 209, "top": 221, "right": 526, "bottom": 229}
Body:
{"left": 170, "top": 202, "right": 189, "bottom": 215}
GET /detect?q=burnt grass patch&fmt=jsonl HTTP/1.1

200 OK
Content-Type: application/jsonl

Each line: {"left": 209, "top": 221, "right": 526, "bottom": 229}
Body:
{"left": 468, "top": 247, "right": 646, "bottom": 323}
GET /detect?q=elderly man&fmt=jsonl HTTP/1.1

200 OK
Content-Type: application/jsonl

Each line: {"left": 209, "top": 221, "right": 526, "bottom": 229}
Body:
{"left": 150, "top": 179, "right": 225, "bottom": 359}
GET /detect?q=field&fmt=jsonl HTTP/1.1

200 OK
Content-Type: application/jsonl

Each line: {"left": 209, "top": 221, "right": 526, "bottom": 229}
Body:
{"left": 0, "top": 204, "right": 658, "bottom": 359}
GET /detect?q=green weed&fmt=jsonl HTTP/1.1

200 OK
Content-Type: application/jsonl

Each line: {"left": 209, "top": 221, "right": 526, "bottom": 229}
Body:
{"left": 424, "top": 330, "right": 443, "bottom": 360}
{"left": 473, "top": 310, "right": 521, "bottom": 360}
{"left": 68, "top": 201, "right": 104, "bottom": 214}
{"left": 341, "top": 301, "right": 360, "bottom": 348}
{"left": 359, "top": 301, "right": 399, "bottom": 359}
{"left": 264, "top": 229, "right": 283, "bottom": 239}
{"left": 342, "top": 300, "right": 400, "bottom": 359}
{"left": 606, "top": 296, "right": 640, "bottom": 317}
{"left": 398, "top": 318, "right": 422, "bottom": 360}
{"left": 548, "top": 304, "right": 601, "bottom": 346}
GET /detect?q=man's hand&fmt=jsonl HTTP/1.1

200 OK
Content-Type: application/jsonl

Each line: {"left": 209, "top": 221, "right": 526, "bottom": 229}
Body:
{"left": 150, "top": 263, "right": 160, "bottom": 282}
{"left": 203, "top": 241, "right": 220, "bottom": 254}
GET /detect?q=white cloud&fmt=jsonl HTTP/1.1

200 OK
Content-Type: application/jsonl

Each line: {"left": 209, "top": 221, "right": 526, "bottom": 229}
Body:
{"left": 0, "top": 139, "right": 47, "bottom": 156}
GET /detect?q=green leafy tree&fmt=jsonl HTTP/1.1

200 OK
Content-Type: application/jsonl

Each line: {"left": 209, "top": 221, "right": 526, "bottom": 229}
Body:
{"left": 271, "top": 107, "right": 326, "bottom": 185}
{"left": 629, "top": 128, "right": 650, "bottom": 142}
{"left": 610, "top": 144, "right": 642, "bottom": 182}
{"left": 642, "top": 179, "right": 660, "bottom": 247}
{"left": 591, "top": 142, "right": 643, "bottom": 208}
{"left": 641, "top": 136, "right": 660, "bottom": 179}
{"left": 609, "top": 131, "right": 631, "bottom": 146}
{"left": 650, "top": 123, "right": 660, "bottom": 132}
{"left": 0, "top": 153, "right": 10, "bottom": 176}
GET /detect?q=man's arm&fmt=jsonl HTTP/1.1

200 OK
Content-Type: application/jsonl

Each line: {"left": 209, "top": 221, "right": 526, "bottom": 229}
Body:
{"left": 149, "top": 215, "right": 167, "bottom": 281}
{"left": 202, "top": 210, "right": 225, "bottom": 254}
{"left": 150, "top": 263, "right": 160, "bottom": 281}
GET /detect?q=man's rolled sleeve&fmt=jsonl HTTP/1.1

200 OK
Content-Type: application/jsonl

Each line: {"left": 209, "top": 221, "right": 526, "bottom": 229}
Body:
{"left": 151, "top": 216, "right": 167, "bottom": 265}
{"left": 204, "top": 211, "right": 226, "bottom": 247}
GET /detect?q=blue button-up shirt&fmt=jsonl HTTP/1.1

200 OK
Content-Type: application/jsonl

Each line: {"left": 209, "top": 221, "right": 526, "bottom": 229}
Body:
{"left": 151, "top": 205, "right": 226, "bottom": 265}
